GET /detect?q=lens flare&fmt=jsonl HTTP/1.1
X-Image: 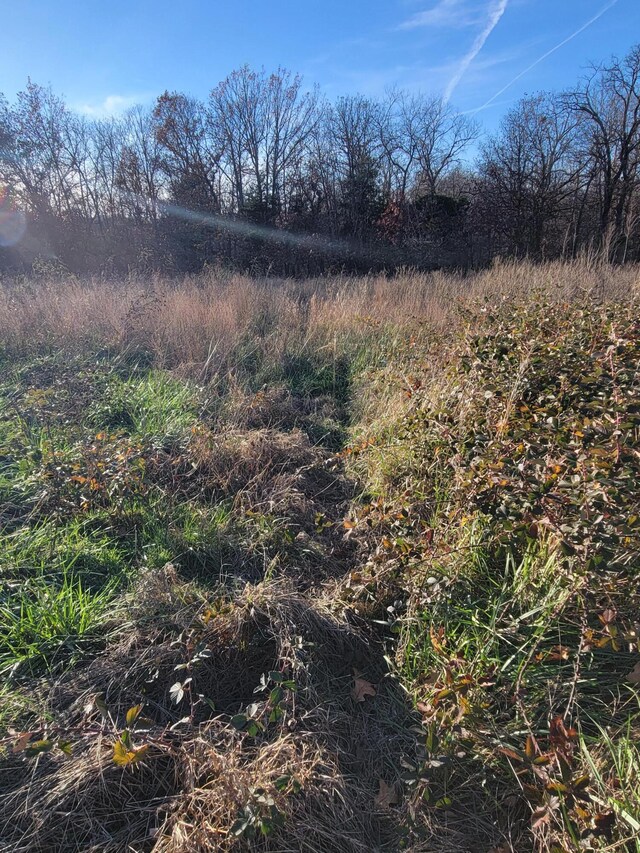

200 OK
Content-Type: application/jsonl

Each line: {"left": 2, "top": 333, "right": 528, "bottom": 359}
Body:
{"left": 158, "top": 200, "right": 381, "bottom": 262}
{"left": 0, "top": 187, "right": 27, "bottom": 247}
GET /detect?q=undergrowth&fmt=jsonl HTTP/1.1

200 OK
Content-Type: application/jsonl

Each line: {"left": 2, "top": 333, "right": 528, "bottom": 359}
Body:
{"left": 0, "top": 262, "right": 638, "bottom": 852}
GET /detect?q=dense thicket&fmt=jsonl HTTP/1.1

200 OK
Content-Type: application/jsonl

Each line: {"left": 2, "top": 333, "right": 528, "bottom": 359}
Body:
{"left": 1, "top": 44, "right": 639, "bottom": 276}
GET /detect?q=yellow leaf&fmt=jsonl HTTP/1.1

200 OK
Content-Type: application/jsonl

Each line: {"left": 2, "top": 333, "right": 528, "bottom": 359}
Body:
{"left": 374, "top": 779, "right": 399, "bottom": 810}
{"left": 125, "top": 704, "right": 143, "bottom": 727}
{"left": 113, "top": 740, "right": 149, "bottom": 767}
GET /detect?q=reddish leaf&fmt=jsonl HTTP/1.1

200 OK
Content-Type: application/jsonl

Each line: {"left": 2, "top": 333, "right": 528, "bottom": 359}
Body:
{"left": 549, "top": 716, "right": 577, "bottom": 753}
{"left": 593, "top": 810, "right": 616, "bottom": 837}
{"left": 12, "top": 732, "right": 33, "bottom": 753}
{"left": 599, "top": 608, "right": 617, "bottom": 626}
{"left": 531, "top": 805, "right": 551, "bottom": 831}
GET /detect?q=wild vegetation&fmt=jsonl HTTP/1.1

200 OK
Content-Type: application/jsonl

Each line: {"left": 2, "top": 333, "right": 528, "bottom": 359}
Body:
{"left": 0, "top": 259, "right": 639, "bottom": 852}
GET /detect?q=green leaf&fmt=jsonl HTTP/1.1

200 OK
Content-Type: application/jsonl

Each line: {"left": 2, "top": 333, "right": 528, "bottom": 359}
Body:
{"left": 25, "top": 739, "right": 54, "bottom": 756}
{"left": 269, "top": 706, "right": 283, "bottom": 724}
{"left": 231, "top": 714, "right": 248, "bottom": 731}
{"left": 269, "top": 686, "right": 283, "bottom": 705}
{"left": 274, "top": 774, "right": 291, "bottom": 791}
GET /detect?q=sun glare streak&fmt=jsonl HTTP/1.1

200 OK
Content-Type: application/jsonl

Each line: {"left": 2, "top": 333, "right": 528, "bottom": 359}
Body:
{"left": 0, "top": 186, "right": 27, "bottom": 248}
{"left": 158, "top": 200, "right": 387, "bottom": 262}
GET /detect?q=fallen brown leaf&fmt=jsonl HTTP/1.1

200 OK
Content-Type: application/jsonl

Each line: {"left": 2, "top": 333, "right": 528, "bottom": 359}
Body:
{"left": 12, "top": 732, "right": 33, "bottom": 753}
{"left": 352, "top": 671, "right": 376, "bottom": 702}
{"left": 531, "top": 805, "right": 551, "bottom": 831}
{"left": 416, "top": 700, "right": 434, "bottom": 718}
{"left": 375, "top": 779, "right": 398, "bottom": 810}
{"left": 626, "top": 661, "right": 640, "bottom": 684}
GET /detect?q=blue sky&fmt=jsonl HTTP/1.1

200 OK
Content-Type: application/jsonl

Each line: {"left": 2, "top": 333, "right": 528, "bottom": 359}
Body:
{"left": 2, "top": 0, "right": 638, "bottom": 132}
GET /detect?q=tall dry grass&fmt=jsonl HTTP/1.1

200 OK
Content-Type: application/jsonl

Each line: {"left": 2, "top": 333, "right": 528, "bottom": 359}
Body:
{"left": 0, "top": 259, "right": 637, "bottom": 373}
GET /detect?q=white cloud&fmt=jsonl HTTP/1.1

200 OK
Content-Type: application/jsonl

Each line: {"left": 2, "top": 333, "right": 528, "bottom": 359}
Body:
{"left": 76, "top": 94, "right": 140, "bottom": 118}
{"left": 399, "top": 0, "right": 486, "bottom": 31}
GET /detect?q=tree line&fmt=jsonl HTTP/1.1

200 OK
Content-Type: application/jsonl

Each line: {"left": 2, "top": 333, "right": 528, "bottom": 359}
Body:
{"left": 1, "top": 42, "right": 639, "bottom": 276}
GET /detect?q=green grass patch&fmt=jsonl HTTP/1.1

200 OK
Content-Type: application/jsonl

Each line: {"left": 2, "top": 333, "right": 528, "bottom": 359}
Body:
{"left": 87, "top": 370, "right": 201, "bottom": 443}
{"left": 0, "top": 569, "right": 118, "bottom": 677}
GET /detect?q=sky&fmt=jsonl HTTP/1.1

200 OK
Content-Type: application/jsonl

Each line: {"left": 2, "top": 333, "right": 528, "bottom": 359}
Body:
{"left": 1, "top": 0, "right": 639, "bottom": 133}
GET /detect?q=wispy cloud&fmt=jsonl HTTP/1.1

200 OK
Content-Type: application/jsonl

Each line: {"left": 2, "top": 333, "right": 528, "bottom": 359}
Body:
{"left": 77, "top": 94, "right": 140, "bottom": 118}
{"left": 444, "top": 0, "right": 509, "bottom": 101}
{"left": 399, "top": 0, "right": 482, "bottom": 30}
{"left": 475, "top": 0, "right": 619, "bottom": 111}
{"left": 310, "top": 40, "right": 524, "bottom": 100}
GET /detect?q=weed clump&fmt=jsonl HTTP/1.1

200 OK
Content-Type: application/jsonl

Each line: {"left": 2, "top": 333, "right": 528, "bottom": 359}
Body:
{"left": 342, "top": 294, "right": 640, "bottom": 849}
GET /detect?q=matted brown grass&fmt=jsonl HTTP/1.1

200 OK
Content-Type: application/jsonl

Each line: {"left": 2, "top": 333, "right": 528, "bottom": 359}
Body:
{"left": 1, "top": 575, "right": 488, "bottom": 852}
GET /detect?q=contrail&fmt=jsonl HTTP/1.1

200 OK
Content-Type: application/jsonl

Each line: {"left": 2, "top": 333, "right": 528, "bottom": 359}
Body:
{"left": 476, "top": 0, "right": 619, "bottom": 111}
{"left": 444, "top": 0, "right": 509, "bottom": 102}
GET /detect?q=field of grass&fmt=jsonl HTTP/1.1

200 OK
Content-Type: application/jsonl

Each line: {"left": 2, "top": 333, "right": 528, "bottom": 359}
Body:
{"left": 0, "top": 259, "right": 638, "bottom": 852}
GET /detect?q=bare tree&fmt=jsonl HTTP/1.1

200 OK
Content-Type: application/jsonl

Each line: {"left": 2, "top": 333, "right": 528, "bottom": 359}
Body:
{"left": 377, "top": 90, "right": 477, "bottom": 244}
{"left": 566, "top": 45, "right": 640, "bottom": 259}
{"left": 326, "top": 95, "right": 384, "bottom": 241}
{"left": 153, "top": 92, "right": 221, "bottom": 212}
{"left": 476, "top": 93, "right": 579, "bottom": 258}
{"left": 209, "top": 66, "right": 318, "bottom": 222}
{"left": 1, "top": 46, "right": 639, "bottom": 275}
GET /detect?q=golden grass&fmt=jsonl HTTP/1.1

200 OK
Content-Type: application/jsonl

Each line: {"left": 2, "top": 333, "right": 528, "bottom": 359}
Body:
{"left": 1, "top": 259, "right": 637, "bottom": 372}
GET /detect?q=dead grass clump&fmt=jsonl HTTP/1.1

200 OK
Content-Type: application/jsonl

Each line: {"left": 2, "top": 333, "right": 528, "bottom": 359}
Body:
{"left": 185, "top": 427, "right": 353, "bottom": 528}
{"left": 157, "top": 734, "right": 396, "bottom": 853}
{"left": 1, "top": 259, "right": 637, "bottom": 373}
{"left": 1, "top": 554, "right": 505, "bottom": 851}
{"left": 0, "top": 578, "right": 425, "bottom": 852}
{"left": 0, "top": 739, "right": 181, "bottom": 853}
{"left": 42, "top": 573, "right": 376, "bottom": 733}
{"left": 224, "top": 384, "right": 341, "bottom": 434}
{"left": 51, "top": 578, "right": 282, "bottom": 726}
